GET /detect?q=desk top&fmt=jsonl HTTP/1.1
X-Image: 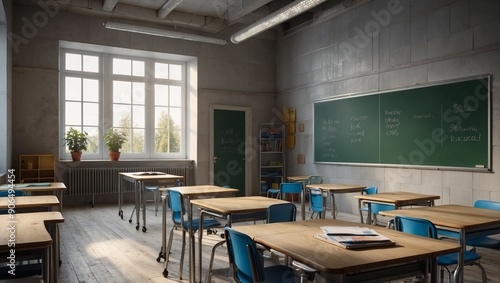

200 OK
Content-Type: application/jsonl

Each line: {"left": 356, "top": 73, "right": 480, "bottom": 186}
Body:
{"left": 0, "top": 211, "right": 64, "bottom": 251}
{"left": 191, "top": 196, "right": 289, "bottom": 214}
{"left": 162, "top": 185, "right": 238, "bottom": 197}
{"left": 0, "top": 195, "right": 59, "bottom": 209}
{"left": 379, "top": 204, "right": 500, "bottom": 230}
{"left": 354, "top": 191, "right": 440, "bottom": 205}
{"left": 119, "top": 172, "right": 184, "bottom": 181}
{"left": 306, "top": 183, "right": 366, "bottom": 192}
{"left": 0, "top": 182, "right": 67, "bottom": 192}
{"left": 287, "top": 176, "right": 309, "bottom": 182}
{"left": 233, "top": 219, "right": 460, "bottom": 274}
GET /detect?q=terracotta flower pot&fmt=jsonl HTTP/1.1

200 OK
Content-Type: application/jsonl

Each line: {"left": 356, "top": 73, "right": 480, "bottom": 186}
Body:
{"left": 109, "top": 151, "right": 121, "bottom": 161}
{"left": 71, "top": 151, "right": 82, "bottom": 161}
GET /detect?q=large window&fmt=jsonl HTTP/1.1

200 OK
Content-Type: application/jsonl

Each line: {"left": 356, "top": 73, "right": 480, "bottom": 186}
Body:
{"left": 60, "top": 47, "right": 186, "bottom": 160}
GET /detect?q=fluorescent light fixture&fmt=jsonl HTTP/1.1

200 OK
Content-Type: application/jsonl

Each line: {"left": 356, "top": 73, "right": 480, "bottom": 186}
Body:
{"left": 104, "top": 22, "right": 228, "bottom": 45}
{"left": 231, "top": 0, "right": 327, "bottom": 44}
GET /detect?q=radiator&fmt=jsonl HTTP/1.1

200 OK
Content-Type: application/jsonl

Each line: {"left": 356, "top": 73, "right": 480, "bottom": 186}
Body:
{"left": 68, "top": 167, "right": 190, "bottom": 197}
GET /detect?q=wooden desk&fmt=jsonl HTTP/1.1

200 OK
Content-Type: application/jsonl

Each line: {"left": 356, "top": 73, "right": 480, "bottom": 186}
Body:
{"left": 354, "top": 191, "right": 440, "bottom": 224}
{"left": 306, "top": 183, "right": 366, "bottom": 219}
{"left": 0, "top": 212, "right": 64, "bottom": 283}
{"left": 234, "top": 219, "right": 460, "bottom": 283}
{"left": 379, "top": 205, "right": 500, "bottom": 283}
{"left": 191, "top": 195, "right": 290, "bottom": 282}
{"left": 0, "top": 182, "right": 67, "bottom": 212}
{"left": 159, "top": 185, "right": 238, "bottom": 283}
{"left": 0, "top": 195, "right": 60, "bottom": 211}
{"left": 286, "top": 175, "right": 310, "bottom": 220}
{"left": 117, "top": 172, "right": 184, "bottom": 232}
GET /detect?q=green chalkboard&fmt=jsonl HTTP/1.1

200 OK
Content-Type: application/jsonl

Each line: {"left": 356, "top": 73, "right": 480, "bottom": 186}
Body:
{"left": 314, "top": 77, "right": 490, "bottom": 170}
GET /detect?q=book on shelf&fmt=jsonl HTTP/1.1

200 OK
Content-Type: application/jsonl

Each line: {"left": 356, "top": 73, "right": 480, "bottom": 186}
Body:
{"left": 314, "top": 226, "right": 396, "bottom": 249}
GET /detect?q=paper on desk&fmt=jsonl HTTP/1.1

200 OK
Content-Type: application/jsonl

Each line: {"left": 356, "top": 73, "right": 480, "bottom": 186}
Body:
{"left": 321, "top": 226, "right": 379, "bottom": 236}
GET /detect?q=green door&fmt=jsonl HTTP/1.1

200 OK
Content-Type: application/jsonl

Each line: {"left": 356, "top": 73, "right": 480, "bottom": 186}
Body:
{"left": 213, "top": 109, "right": 246, "bottom": 196}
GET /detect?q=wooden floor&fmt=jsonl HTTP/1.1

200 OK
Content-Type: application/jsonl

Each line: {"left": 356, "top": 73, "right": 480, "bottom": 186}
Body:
{"left": 5, "top": 202, "right": 500, "bottom": 282}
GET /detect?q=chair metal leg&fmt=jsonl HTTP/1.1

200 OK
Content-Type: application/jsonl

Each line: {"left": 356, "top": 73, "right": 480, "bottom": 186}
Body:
{"left": 205, "top": 239, "right": 226, "bottom": 283}
{"left": 163, "top": 226, "right": 176, "bottom": 277}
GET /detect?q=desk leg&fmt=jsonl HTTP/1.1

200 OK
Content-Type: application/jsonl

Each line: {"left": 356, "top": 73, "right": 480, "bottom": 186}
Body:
{"left": 134, "top": 182, "right": 140, "bottom": 231}
{"left": 454, "top": 230, "right": 466, "bottom": 283}
{"left": 118, "top": 175, "right": 123, "bottom": 219}
{"left": 43, "top": 246, "right": 50, "bottom": 283}
{"left": 301, "top": 183, "right": 306, "bottom": 221}
{"left": 198, "top": 211, "right": 205, "bottom": 283}
{"left": 367, "top": 205, "right": 373, "bottom": 225}
{"left": 188, "top": 199, "right": 196, "bottom": 283}
{"left": 330, "top": 192, "right": 335, "bottom": 219}
{"left": 157, "top": 194, "right": 167, "bottom": 262}
{"left": 141, "top": 181, "right": 147, "bottom": 232}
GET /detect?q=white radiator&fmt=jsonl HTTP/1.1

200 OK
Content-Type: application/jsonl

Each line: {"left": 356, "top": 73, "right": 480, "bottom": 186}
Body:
{"left": 68, "top": 167, "right": 190, "bottom": 197}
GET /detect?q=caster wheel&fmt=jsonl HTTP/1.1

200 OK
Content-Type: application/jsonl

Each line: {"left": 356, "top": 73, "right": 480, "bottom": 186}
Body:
{"left": 162, "top": 269, "right": 169, "bottom": 278}
{"left": 142, "top": 226, "right": 147, "bottom": 232}
{"left": 129, "top": 219, "right": 132, "bottom": 223}
{"left": 136, "top": 225, "right": 139, "bottom": 230}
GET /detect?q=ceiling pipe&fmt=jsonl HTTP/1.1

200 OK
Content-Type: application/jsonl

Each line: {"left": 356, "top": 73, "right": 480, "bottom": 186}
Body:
{"left": 103, "top": 0, "right": 119, "bottom": 12}
{"left": 230, "top": 0, "right": 327, "bottom": 44}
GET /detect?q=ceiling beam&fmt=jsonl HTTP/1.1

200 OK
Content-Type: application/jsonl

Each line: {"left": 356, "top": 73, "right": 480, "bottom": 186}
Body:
{"left": 226, "top": 0, "right": 272, "bottom": 22}
{"left": 102, "top": 0, "right": 118, "bottom": 12}
{"left": 157, "top": 0, "right": 185, "bottom": 19}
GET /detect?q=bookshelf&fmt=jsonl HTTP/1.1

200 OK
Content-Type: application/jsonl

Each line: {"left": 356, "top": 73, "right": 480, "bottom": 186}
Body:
{"left": 18, "top": 154, "right": 56, "bottom": 183}
{"left": 259, "top": 123, "right": 285, "bottom": 195}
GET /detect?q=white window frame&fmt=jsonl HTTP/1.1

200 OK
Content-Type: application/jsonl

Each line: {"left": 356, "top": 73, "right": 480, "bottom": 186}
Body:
{"left": 59, "top": 43, "right": 187, "bottom": 161}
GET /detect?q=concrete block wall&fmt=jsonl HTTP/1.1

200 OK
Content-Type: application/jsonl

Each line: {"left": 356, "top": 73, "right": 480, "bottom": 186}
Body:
{"left": 277, "top": 0, "right": 500, "bottom": 214}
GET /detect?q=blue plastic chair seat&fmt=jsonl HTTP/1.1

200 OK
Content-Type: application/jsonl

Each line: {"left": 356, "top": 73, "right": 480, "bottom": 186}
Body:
{"left": 182, "top": 218, "right": 221, "bottom": 230}
{"left": 437, "top": 251, "right": 482, "bottom": 266}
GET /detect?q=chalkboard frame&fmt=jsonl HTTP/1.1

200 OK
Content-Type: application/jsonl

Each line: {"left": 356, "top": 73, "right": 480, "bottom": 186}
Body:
{"left": 313, "top": 75, "right": 491, "bottom": 172}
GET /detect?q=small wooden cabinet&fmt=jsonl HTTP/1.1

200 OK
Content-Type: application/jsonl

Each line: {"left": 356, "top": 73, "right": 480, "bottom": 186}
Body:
{"left": 19, "top": 154, "right": 56, "bottom": 183}
{"left": 259, "top": 123, "right": 285, "bottom": 195}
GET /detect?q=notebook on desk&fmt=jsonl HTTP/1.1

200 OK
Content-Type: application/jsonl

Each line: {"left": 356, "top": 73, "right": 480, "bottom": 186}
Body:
{"left": 133, "top": 172, "right": 167, "bottom": 175}
{"left": 315, "top": 226, "right": 396, "bottom": 249}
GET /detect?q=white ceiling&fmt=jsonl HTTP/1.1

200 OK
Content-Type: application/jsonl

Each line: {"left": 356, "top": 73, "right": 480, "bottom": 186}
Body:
{"left": 13, "top": 0, "right": 349, "bottom": 42}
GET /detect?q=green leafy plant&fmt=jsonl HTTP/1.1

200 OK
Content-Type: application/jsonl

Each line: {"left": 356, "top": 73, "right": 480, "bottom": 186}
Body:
{"left": 103, "top": 128, "right": 128, "bottom": 152}
{"left": 64, "top": 127, "right": 89, "bottom": 152}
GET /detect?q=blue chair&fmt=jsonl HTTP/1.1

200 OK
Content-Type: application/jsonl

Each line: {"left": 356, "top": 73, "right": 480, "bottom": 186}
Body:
{"left": 266, "top": 202, "right": 297, "bottom": 223}
{"left": 394, "top": 215, "right": 487, "bottom": 283}
{"left": 163, "top": 190, "right": 222, "bottom": 280}
{"left": 144, "top": 186, "right": 160, "bottom": 216}
{"left": 279, "top": 182, "right": 302, "bottom": 203}
{"left": 309, "top": 188, "right": 324, "bottom": 219}
{"left": 358, "top": 187, "right": 377, "bottom": 223}
{"left": 266, "top": 184, "right": 280, "bottom": 199}
{"left": 225, "top": 227, "right": 315, "bottom": 283}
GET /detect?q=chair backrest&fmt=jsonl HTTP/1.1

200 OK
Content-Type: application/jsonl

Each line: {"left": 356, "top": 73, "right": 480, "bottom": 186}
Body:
{"left": 225, "top": 227, "right": 264, "bottom": 282}
{"left": 0, "top": 190, "right": 25, "bottom": 197}
{"left": 167, "top": 190, "right": 184, "bottom": 224}
{"left": 394, "top": 215, "right": 438, "bottom": 239}
{"left": 266, "top": 202, "right": 296, "bottom": 223}
{"left": 309, "top": 188, "right": 324, "bottom": 213}
{"left": 370, "top": 202, "right": 395, "bottom": 214}
{"left": 473, "top": 200, "right": 500, "bottom": 211}
{"left": 280, "top": 182, "right": 302, "bottom": 194}
{"left": 307, "top": 175, "right": 323, "bottom": 185}
{"left": 362, "top": 186, "right": 378, "bottom": 195}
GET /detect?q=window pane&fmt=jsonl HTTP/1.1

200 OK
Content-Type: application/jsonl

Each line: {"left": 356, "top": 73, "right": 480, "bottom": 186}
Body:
{"left": 84, "top": 126, "right": 99, "bottom": 153}
{"left": 169, "top": 64, "right": 182, "bottom": 80}
{"left": 132, "top": 60, "right": 145, "bottom": 77}
{"left": 113, "top": 104, "right": 130, "bottom": 127}
{"left": 113, "top": 58, "right": 131, "bottom": 75}
{"left": 155, "top": 128, "right": 169, "bottom": 153}
{"left": 170, "top": 126, "right": 181, "bottom": 152}
{"left": 83, "top": 79, "right": 99, "bottom": 102}
{"left": 133, "top": 105, "right": 145, "bottom": 128}
{"left": 65, "top": 77, "right": 81, "bottom": 101}
{"left": 170, "top": 107, "right": 182, "bottom": 129}
{"left": 155, "top": 106, "right": 168, "bottom": 128}
{"left": 155, "top": 84, "right": 168, "bottom": 106}
{"left": 131, "top": 129, "right": 145, "bottom": 153}
{"left": 83, "top": 102, "right": 99, "bottom": 126}
{"left": 170, "top": 86, "right": 181, "bottom": 107}
{"left": 83, "top": 55, "right": 99, "bottom": 73}
{"left": 133, "top": 82, "right": 145, "bottom": 104}
{"left": 155, "top": 62, "right": 169, "bottom": 79}
{"left": 65, "top": 101, "right": 81, "bottom": 125}
{"left": 113, "top": 81, "right": 131, "bottom": 103}
{"left": 65, "top": 53, "right": 81, "bottom": 71}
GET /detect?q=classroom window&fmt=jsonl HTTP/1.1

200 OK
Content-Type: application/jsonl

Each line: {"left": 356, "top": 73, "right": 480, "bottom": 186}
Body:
{"left": 60, "top": 48, "right": 186, "bottom": 160}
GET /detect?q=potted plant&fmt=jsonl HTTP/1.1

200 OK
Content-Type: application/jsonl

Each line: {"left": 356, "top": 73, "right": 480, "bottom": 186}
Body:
{"left": 103, "top": 128, "right": 128, "bottom": 161}
{"left": 64, "top": 127, "right": 89, "bottom": 161}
